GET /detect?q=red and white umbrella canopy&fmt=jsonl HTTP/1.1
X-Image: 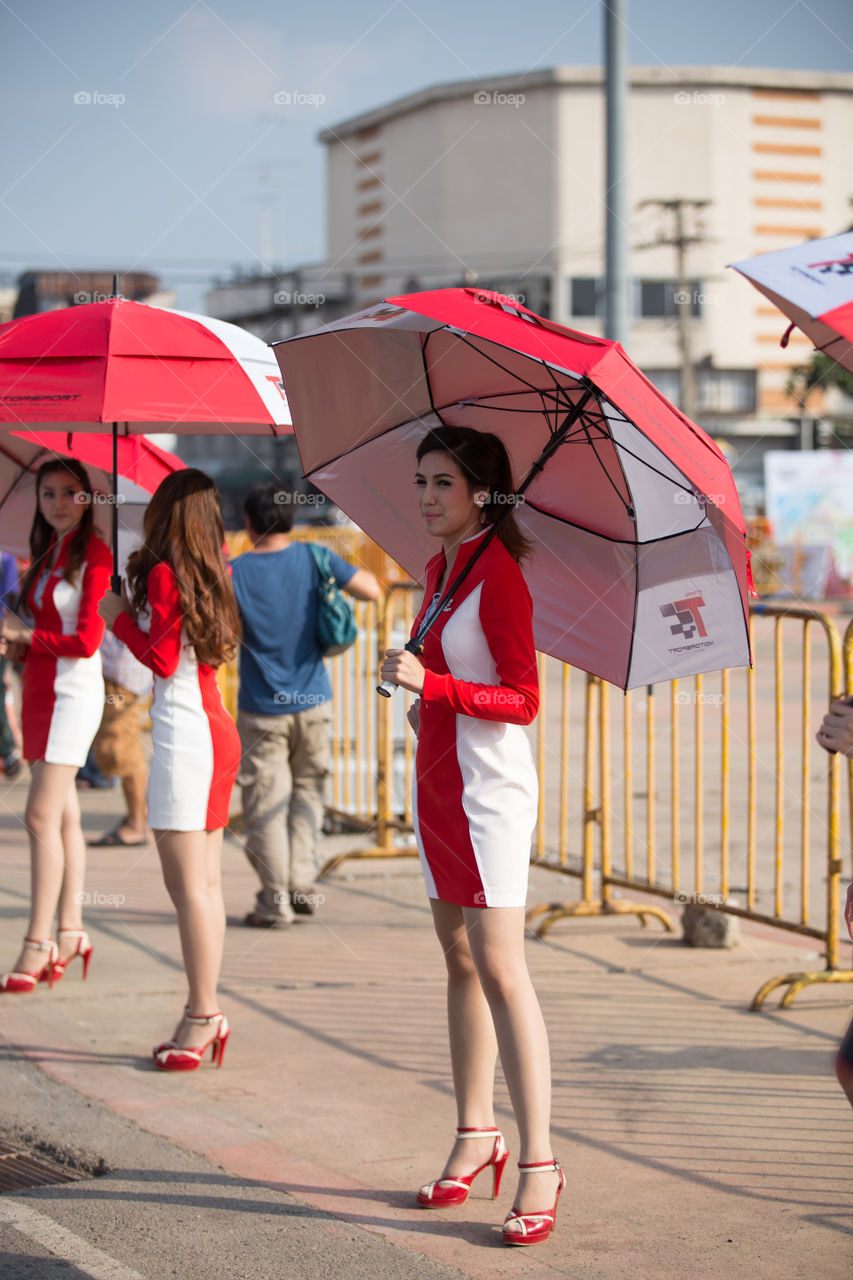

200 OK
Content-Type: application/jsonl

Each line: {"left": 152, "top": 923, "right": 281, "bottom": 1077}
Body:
{"left": 0, "top": 299, "right": 291, "bottom": 434}
{"left": 0, "top": 431, "right": 185, "bottom": 560}
{"left": 275, "top": 289, "right": 751, "bottom": 691}
{"left": 731, "top": 232, "right": 853, "bottom": 373}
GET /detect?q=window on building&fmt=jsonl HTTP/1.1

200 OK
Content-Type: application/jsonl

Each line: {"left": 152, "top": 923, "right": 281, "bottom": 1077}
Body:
{"left": 644, "top": 369, "right": 682, "bottom": 404}
{"left": 638, "top": 280, "right": 701, "bottom": 318}
{"left": 570, "top": 277, "right": 601, "bottom": 317}
{"left": 644, "top": 368, "right": 757, "bottom": 415}
{"left": 696, "top": 368, "right": 756, "bottom": 414}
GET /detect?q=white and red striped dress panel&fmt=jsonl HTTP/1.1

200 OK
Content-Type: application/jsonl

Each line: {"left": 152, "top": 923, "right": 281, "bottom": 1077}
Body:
{"left": 22, "top": 531, "right": 111, "bottom": 765}
{"left": 113, "top": 562, "right": 239, "bottom": 831}
{"left": 412, "top": 532, "right": 539, "bottom": 908}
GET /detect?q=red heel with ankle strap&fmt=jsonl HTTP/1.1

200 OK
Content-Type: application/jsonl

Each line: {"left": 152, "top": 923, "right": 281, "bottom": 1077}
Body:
{"left": 417, "top": 1127, "right": 509, "bottom": 1208}
{"left": 153, "top": 1012, "right": 230, "bottom": 1072}
{"left": 502, "top": 1158, "right": 565, "bottom": 1246}
{"left": 51, "top": 929, "right": 93, "bottom": 983}
{"left": 0, "top": 937, "right": 59, "bottom": 993}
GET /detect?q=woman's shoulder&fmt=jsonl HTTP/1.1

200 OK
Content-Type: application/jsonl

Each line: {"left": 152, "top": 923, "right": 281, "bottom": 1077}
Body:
{"left": 478, "top": 538, "right": 532, "bottom": 608}
{"left": 482, "top": 535, "right": 528, "bottom": 581}
{"left": 148, "top": 560, "right": 177, "bottom": 588}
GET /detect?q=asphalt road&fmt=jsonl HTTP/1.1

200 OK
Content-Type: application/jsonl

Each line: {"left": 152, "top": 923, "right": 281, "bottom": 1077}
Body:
{"left": 0, "top": 1049, "right": 465, "bottom": 1280}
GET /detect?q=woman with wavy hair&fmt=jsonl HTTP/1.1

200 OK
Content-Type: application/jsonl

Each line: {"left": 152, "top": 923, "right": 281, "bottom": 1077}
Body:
{"left": 0, "top": 458, "right": 111, "bottom": 994}
{"left": 99, "top": 469, "right": 241, "bottom": 1071}
{"left": 380, "top": 427, "right": 563, "bottom": 1248}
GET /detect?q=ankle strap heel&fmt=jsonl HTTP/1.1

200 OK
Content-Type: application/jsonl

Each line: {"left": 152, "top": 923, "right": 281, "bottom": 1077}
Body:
{"left": 55, "top": 930, "right": 94, "bottom": 982}
{"left": 503, "top": 1157, "right": 565, "bottom": 1247}
{"left": 0, "top": 937, "right": 59, "bottom": 994}
{"left": 417, "top": 1128, "right": 509, "bottom": 1208}
{"left": 154, "top": 1012, "right": 230, "bottom": 1072}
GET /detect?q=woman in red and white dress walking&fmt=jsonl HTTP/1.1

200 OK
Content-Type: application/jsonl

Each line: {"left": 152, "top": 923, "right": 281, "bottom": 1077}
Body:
{"left": 99, "top": 470, "right": 241, "bottom": 1071}
{"left": 0, "top": 459, "right": 111, "bottom": 994}
{"left": 380, "top": 427, "right": 563, "bottom": 1248}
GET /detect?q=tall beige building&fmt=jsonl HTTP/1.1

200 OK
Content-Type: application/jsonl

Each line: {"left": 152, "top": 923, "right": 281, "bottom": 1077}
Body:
{"left": 320, "top": 66, "right": 853, "bottom": 494}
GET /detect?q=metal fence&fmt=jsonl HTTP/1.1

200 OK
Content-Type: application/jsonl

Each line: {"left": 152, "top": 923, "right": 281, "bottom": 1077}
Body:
{"left": 222, "top": 540, "right": 853, "bottom": 1010}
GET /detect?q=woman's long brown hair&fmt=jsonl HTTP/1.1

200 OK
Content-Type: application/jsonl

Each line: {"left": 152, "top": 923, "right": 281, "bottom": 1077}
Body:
{"left": 124, "top": 469, "right": 240, "bottom": 668}
{"left": 18, "top": 458, "right": 95, "bottom": 612}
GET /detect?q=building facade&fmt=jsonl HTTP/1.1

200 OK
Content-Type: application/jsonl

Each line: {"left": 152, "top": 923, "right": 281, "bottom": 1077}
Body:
{"left": 207, "top": 66, "right": 853, "bottom": 510}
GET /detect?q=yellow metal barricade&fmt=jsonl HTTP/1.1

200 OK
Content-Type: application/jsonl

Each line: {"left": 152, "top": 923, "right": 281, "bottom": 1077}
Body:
{"left": 318, "top": 581, "right": 420, "bottom": 877}
{"left": 222, "top": 530, "right": 852, "bottom": 1009}
{"left": 525, "top": 666, "right": 674, "bottom": 935}
{"left": 526, "top": 604, "right": 853, "bottom": 1009}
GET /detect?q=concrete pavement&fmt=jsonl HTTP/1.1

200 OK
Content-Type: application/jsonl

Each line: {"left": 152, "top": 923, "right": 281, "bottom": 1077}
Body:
{"left": 1, "top": 773, "right": 852, "bottom": 1280}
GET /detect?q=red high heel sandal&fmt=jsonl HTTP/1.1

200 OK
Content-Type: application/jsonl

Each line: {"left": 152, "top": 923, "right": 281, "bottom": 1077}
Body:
{"left": 502, "top": 1157, "right": 565, "bottom": 1247}
{"left": 153, "top": 1012, "right": 230, "bottom": 1072}
{"left": 153, "top": 1006, "right": 189, "bottom": 1056}
{"left": 417, "top": 1127, "right": 509, "bottom": 1208}
{"left": 51, "top": 929, "right": 93, "bottom": 983}
{"left": 0, "top": 937, "right": 59, "bottom": 994}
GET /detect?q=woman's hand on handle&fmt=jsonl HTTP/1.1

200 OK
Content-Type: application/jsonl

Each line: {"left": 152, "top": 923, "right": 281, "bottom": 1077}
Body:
{"left": 97, "top": 581, "right": 131, "bottom": 630}
{"left": 380, "top": 648, "right": 425, "bottom": 696}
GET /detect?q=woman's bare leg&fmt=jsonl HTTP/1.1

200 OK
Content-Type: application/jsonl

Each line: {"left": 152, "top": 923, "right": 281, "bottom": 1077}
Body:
{"left": 428, "top": 899, "right": 501, "bottom": 1179}
{"left": 9, "top": 761, "right": 80, "bottom": 974}
{"left": 154, "top": 827, "right": 226, "bottom": 1051}
{"left": 462, "top": 905, "right": 559, "bottom": 1221}
{"left": 56, "top": 779, "right": 89, "bottom": 957}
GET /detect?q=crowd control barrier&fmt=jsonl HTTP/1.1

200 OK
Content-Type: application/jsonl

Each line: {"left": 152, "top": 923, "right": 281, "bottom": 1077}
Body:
{"left": 223, "top": 552, "right": 853, "bottom": 1012}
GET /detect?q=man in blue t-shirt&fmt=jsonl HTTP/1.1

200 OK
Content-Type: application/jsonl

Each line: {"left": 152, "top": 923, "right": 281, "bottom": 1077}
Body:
{"left": 231, "top": 482, "right": 380, "bottom": 927}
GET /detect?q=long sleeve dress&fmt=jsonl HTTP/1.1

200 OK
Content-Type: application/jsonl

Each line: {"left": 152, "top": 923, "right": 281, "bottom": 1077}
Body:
{"left": 411, "top": 529, "right": 539, "bottom": 908}
{"left": 113, "top": 561, "right": 240, "bottom": 831}
{"left": 21, "top": 529, "right": 111, "bottom": 766}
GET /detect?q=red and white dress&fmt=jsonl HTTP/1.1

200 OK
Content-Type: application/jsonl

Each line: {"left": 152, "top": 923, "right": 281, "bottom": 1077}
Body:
{"left": 22, "top": 530, "right": 111, "bottom": 766}
{"left": 412, "top": 530, "right": 539, "bottom": 908}
{"left": 113, "top": 561, "right": 240, "bottom": 831}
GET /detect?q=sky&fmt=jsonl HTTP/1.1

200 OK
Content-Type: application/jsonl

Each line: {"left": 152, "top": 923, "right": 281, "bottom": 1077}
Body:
{"left": 1, "top": 0, "right": 851, "bottom": 311}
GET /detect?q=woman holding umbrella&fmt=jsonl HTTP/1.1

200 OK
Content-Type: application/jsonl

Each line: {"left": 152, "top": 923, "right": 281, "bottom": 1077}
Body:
{"left": 380, "top": 426, "right": 564, "bottom": 1248}
{"left": 0, "top": 458, "right": 111, "bottom": 993}
{"left": 98, "top": 470, "right": 241, "bottom": 1071}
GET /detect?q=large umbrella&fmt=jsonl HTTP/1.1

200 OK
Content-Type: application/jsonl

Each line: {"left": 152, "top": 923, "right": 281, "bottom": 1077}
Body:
{"left": 0, "top": 431, "right": 184, "bottom": 562}
{"left": 731, "top": 231, "right": 853, "bottom": 374}
{"left": 274, "top": 289, "right": 751, "bottom": 691}
{"left": 0, "top": 294, "right": 292, "bottom": 586}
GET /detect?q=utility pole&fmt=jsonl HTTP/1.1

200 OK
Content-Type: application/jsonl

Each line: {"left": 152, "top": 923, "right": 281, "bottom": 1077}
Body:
{"left": 636, "top": 198, "right": 710, "bottom": 421}
{"left": 604, "top": 0, "right": 629, "bottom": 346}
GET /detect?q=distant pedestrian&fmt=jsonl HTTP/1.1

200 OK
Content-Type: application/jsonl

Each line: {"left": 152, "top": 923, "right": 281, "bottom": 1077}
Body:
{"left": 816, "top": 699, "right": 853, "bottom": 1108}
{"left": 0, "top": 460, "right": 111, "bottom": 994}
{"left": 99, "top": 469, "right": 241, "bottom": 1071}
{"left": 231, "top": 481, "right": 380, "bottom": 927}
{"left": 88, "top": 629, "right": 153, "bottom": 847}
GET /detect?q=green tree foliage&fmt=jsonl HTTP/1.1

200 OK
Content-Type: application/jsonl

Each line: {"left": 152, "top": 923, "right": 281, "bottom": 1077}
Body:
{"left": 786, "top": 352, "right": 853, "bottom": 408}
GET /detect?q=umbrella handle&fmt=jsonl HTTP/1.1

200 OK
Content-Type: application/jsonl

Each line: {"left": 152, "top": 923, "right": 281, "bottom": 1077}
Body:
{"left": 376, "top": 638, "right": 424, "bottom": 699}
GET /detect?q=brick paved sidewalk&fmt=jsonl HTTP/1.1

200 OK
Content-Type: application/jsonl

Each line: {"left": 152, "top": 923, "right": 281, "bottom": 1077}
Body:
{"left": 1, "top": 776, "right": 851, "bottom": 1280}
